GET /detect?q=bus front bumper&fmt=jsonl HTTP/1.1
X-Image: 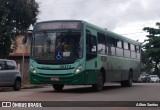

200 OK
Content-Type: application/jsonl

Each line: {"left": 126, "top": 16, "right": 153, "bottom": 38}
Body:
{"left": 30, "top": 71, "right": 87, "bottom": 85}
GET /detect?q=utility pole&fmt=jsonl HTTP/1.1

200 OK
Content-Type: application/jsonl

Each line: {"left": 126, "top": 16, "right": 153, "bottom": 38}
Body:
{"left": 22, "top": 35, "right": 27, "bottom": 85}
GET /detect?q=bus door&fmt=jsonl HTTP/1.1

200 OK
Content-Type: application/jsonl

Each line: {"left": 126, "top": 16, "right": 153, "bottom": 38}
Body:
{"left": 85, "top": 28, "right": 98, "bottom": 84}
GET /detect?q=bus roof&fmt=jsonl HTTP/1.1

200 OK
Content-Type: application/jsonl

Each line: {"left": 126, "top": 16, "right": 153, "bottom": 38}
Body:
{"left": 83, "top": 21, "right": 141, "bottom": 46}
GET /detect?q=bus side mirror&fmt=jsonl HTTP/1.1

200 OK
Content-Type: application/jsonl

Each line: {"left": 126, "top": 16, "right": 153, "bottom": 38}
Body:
{"left": 22, "top": 35, "right": 27, "bottom": 45}
{"left": 22, "top": 31, "right": 33, "bottom": 45}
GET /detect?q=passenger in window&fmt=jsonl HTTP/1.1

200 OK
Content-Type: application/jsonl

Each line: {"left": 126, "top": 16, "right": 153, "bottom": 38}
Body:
{"left": 56, "top": 39, "right": 65, "bottom": 52}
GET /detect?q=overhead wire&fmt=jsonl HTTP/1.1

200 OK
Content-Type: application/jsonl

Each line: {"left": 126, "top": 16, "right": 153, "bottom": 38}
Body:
{"left": 120, "top": 31, "right": 146, "bottom": 35}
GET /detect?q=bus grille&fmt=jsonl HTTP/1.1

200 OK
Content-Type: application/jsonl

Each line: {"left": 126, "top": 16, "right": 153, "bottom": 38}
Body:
{"left": 38, "top": 73, "right": 73, "bottom": 76}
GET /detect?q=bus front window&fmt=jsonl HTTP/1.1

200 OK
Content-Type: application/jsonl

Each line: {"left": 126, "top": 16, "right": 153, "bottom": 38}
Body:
{"left": 33, "top": 31, "right": 82, "bottom": 61}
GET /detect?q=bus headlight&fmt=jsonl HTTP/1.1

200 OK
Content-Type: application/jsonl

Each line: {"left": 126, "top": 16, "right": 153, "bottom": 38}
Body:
{"left": 30, "top": 65, "right": 37, "bottom": 74}
{"left": 75, "top": 65, "right": 84, "bottom": 74}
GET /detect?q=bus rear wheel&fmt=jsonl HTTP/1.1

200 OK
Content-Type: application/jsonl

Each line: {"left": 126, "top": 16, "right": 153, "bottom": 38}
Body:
{"left": 121, "top": 72, "right": 133, "bottom": 87}
{"left": 52, "top": 84, "right": 64, "bottom": 92}
{"left": 92, "top": 71, "right": 104, "bottom": 92}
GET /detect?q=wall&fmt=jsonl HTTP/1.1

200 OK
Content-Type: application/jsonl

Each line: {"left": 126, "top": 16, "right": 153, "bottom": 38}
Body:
{"left": 9, "top": 33, "right": 32, "bottom": 85}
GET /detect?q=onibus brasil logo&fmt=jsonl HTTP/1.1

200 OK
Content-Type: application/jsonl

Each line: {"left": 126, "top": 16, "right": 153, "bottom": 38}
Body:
{"left": 1, "top": 102, "right": 42, "bottom": 108}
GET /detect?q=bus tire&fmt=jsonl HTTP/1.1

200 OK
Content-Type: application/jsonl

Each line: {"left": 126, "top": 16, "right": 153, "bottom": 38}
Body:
{"left": 52, "top": 84, "right": 64, "bottom": 92}
{"left": 92, "top": 71, "right": 104, "bottom": 92}
{"left": 121, "top": 71, "right": 133, "bottom": 87}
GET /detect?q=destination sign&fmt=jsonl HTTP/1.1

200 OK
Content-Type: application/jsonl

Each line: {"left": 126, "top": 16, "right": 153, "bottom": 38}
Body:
{"left": 34, "top": 21, "right": 82, "bottom": 31}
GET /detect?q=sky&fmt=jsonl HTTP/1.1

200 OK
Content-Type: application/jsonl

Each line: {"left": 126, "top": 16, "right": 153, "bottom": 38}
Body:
{"left": 35, "top": 0, "right": 160, "bottom": 43}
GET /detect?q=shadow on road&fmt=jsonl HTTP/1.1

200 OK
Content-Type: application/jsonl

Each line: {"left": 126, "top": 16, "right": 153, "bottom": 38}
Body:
{"left": 62, "top": 86, "right": 122, "bottom": 93}
{"left": 47, "top": 83, "right": 128, "bottom": 93}
{"left": 41, "top": 83, "right": 141, "bottom": 94}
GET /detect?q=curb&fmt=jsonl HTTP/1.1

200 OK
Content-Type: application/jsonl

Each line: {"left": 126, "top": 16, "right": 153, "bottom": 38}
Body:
{"left": 22, "top": 84, "right": 45, "bottom": 89}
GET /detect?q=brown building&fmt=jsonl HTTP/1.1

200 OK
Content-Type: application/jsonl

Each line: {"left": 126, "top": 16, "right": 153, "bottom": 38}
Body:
{"left": 9, "top": 33, "right": 32, "bottom": 84}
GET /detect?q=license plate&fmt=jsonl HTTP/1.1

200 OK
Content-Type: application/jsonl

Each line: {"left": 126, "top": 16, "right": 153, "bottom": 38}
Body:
{"left": 51, "top": 78, "right": 59, "bottom": 81}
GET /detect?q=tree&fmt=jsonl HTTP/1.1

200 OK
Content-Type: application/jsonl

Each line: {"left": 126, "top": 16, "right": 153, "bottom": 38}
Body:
{"left": 143, "top": 22, "right": 160, "bottom": 75}
{"left": 0, "top": 0, "right": 39, "bottom": 58}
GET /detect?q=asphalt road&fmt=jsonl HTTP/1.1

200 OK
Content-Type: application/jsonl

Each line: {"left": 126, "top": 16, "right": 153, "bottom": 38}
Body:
{"left": 0, "top": 83, "right": 160, "bottom": 110}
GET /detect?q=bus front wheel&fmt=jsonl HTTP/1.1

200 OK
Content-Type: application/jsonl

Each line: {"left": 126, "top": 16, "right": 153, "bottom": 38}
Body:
{"left": 52, "top": 84, "right": 64, "bottom": 92}
{"left": 92, "top": 71, "right": 104, "bottom": 92}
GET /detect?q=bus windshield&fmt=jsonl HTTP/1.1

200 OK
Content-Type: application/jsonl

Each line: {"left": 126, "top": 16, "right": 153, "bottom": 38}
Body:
{"left": 32, "top": 31, "right": 83, "bottom": 61}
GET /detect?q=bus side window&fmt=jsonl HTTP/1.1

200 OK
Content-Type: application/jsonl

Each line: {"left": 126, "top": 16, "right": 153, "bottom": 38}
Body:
{"left": 116, "top": 39, "right": 123, "bottom": 57}
{"left": 106, "top": 36, "right": 116, "bottom": 55}
{"left": 131, "top": 44, "right": 136, "bottom": 58}
{"left": 86, "top": 30, "right": 97, "bottom": 60}
{"left": 124, "top": 41, "right": 131, "bottom": 58}
{"left": 97, "top": 32, "right": 106, "bottom": 54}
{"left": 86, "top": 35, "right": 97, "bottom": 54}
{"left": 136, "top": 45, "right": 140, "bottom": 59}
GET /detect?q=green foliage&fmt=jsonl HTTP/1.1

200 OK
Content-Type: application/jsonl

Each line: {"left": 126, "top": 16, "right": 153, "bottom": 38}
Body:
{"left": 143, "top": 22, "right": 160, "bottom": 75}
{"left": 0, "top": 0, "right": 39, "bottom": 58}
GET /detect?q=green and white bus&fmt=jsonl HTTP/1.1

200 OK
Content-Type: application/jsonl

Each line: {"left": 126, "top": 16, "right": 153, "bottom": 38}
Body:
{"left": 30, "top": 20, "right": 141, "bottom": 91}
